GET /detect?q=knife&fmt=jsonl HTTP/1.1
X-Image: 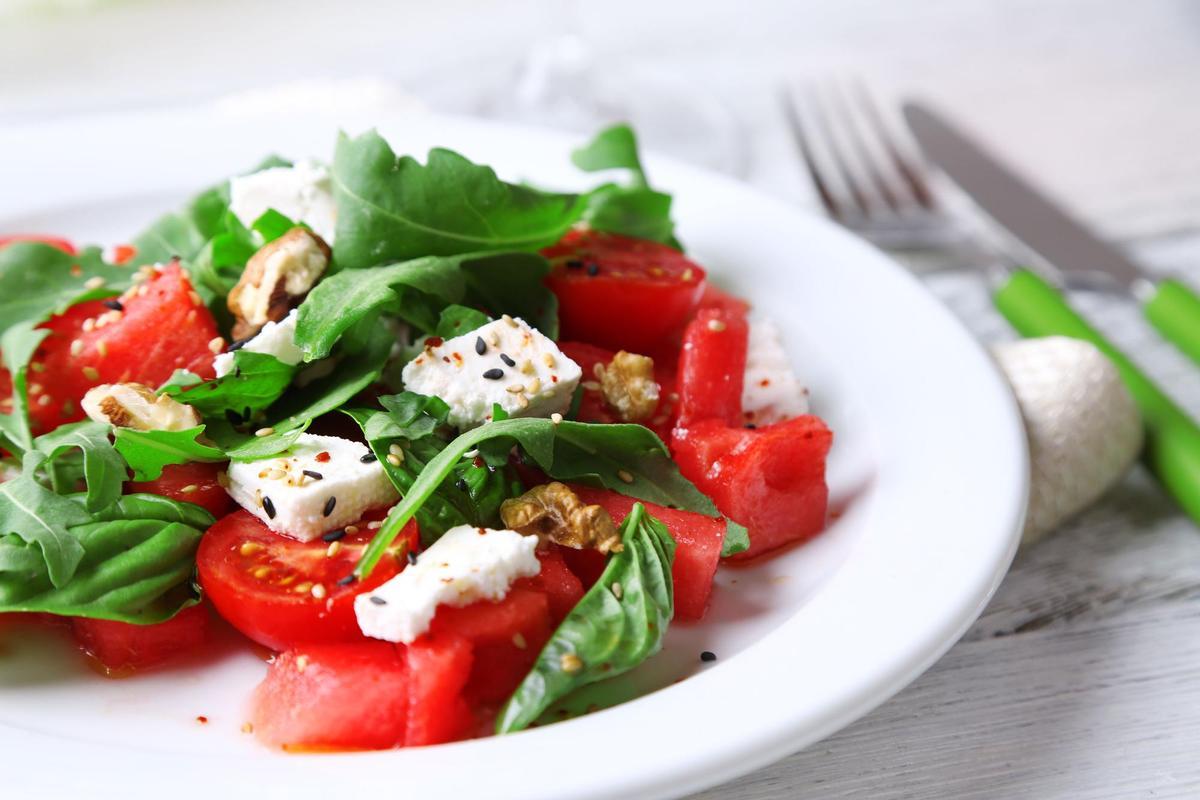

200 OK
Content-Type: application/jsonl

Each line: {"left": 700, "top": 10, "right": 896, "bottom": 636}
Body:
{"left": 903, "top": 101, "right": 1200, "bottom": 524}
{"left": 903, "top": 102, "right": 1200, "bottom": 367}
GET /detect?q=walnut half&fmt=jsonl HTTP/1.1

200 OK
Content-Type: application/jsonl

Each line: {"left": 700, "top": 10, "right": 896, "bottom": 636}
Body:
{"left": 227, "top": 227, "right": 330, "bottom": 341}
{"left": 81, "top": 383, "right": 201, "bottom": 431}
{"left": 597, "top": 351, "right": 660, "bottom": 423}
{"left": 500, "top": 482, "right": 623, "bottom": 554}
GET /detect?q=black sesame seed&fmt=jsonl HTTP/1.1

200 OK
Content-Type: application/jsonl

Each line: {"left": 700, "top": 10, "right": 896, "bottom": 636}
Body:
{"left": 406, "top": 550, "right": 419, "bottom": 566}
{"left": 499, "top": 353, "right": 516, "bottom": 367}
{"left": 322, "top": 528, "right": 346, "bottom": 542}
{"left": 336, "top": 574, "right": 356, "bottom": 586}
{"left": 475, "top": 336, "right": 487, "bottom": 355}
{"left": 482, "top": 368, "right": 504, "bottom": 380}
{"left": 225, "top": 408, "right": 243, "bottom": 425}
{"left": 586, "top": 262, "right": 600, "bottom": 276}
{"left": 262, "top": 496, "right": 276, "bottom": 520}
{"left": 303, "top": 470, "right": 324, "bottom": 480}
{"left": 360, "top": 452, "right": 378, "bottom": 463}
{"left": 323, "top": 496, "right": 337, "bottom": 517}
{"left": 228, "top": 337, "right": 251, "bottom": 352}
{"left": 565, "top": 259, "right": 584, "bottom": 269}
{"left": 102, "top": 299, "right": 124, "bottom": 312}
{"left": 455, "top": 478, "right": 469, "bottom": 492}
{"left": 700, "top": 651, "right": 717, "bottom": 663}
{"left": 368, "top": 595, "right": 387, "bottom": 606}
{"left": 744, "top": 423, "right": 757, "bottom": 430}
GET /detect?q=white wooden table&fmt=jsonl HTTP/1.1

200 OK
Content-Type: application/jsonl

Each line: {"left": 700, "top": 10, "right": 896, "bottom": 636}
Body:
{"left": 3, "top": 1, "right": 1200, "bottom": 795}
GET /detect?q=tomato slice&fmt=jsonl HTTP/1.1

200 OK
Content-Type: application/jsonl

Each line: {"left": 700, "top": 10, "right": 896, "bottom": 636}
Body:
{"left": 11, "top": 262, "right": 220, "bottom": 435}
{"left": 543, "top": 231, "right": 706, "bottom": 354}
{"left": 71, "top": 604, "right": 208, "bottom": 676}
{"left": 252, "top": 642, "right": 410, "bottom": 750}
{"left": 197, "top": 510, "right": 417, "bottom": 651}
{"left": 671, "top": 416, "right": 832, "bottom": 560}
{"left": 0, "top": 234, "right": 75, "bottom": 254}
{"left": 675, "top": 306, "right": 749, "bottom": 428}
{"left": 559, "top": 340, "right": 678, "bottom": 441}
{"left": 127, "top": 461, "right": 235, "bottom": 518}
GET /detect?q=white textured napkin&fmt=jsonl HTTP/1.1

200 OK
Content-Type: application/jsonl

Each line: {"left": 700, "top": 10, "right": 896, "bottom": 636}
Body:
{"left": 993, "top": 337, "right": 1143, "bottom": 544}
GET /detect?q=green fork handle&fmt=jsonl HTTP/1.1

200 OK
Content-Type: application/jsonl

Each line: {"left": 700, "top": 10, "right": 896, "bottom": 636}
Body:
{"left": 994, "top": 268, "right": 1200, "bottom": 525}
{"left": 1144, "top": 278, "right": 1200, "bottom": 367}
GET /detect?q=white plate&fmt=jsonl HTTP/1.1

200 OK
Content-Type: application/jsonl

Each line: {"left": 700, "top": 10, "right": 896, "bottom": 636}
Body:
{"left": 0, "top": 108, "right": 1028, "bottom": 800}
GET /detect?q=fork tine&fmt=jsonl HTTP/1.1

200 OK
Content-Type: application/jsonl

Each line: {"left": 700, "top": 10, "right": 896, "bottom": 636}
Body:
{"left": 780, "top": 87, "right": 845, "bottom": 221}
{"left": 852, "top": 80, "right": 938, "bottom": 211}
{"left": 805, "top": 85, "right": 874, "bottom": 217}
{"left": 827, "top": 81, "right": 903, "bottom": 214}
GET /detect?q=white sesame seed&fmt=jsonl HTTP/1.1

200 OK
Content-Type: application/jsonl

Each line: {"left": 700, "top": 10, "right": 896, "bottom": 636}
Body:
{"left": 526, "top": 378, "right": 542, "bottom": 394}
{"left": 81, "top": 318, "right": 95, "bottom": 332}
{"left": 582, "top": 381, "right": 602, "bottom": 392}
{"left": 506, "top": 383, "right": 525, "bottom": 394}
{"left": 241, "top": 722, "right": 254, "bottom": 734}
{"left": 520, "top": 359, "right": 536, "bottom": 375}
{"left": 345, "top": 525, "right": 360, "bottom": 535}
{"left": 311, "top": 584, "right": 327, "bottom": 600}
{"left": 707, "top": 318, "right": 727, "bottom": 332}
{"left": 502, "top": 314, "right": 517, "bottom": 327}
{"left": 83, "top": 276, "right": 105, "bottom": 290}
{"left": 388, "top": 443, "right": 404, "bottom": 457}
{"left": 82, "top": 366, "right": 100, "bottom": 381}
{"left": 28, "top": 383, "right": 42, "bottom": 396}
{"left": 37, "top": 395, "right": 51, "bottom": 407}
{"left": 30, "top": 361, "right": 45, "bottom": 373}
{"left": 617, "top": 469, "right": 634, "bottom": 484}
{"left": 560, "top": 653, "right": 583, "bottom": 673}
{"left": 387, "top": 453, "right": 403, "bottom": 467}
{"left": 515, "top": 393, "right": 530, "bottom": 409}
{"left": 70, "top": 339, "right": 84, "bottom": 356}
{"left": 95, "top": 339, "right": 108, "bottom": 357}
{"left": 254, "top": 427, "right": 275, "bottom": 437}
{"left": 512, "top": 632, "right": 527, "bottom": 650}
{"left": 612, "top": 581, "right": 623, "bottom": 599}
{"left": 239, "top": 541, "right": 263, "bottom": 556}
{"left": 542, "top": 353, "right": 556, "bottom": 369}
{"left": 326, "top": 541, "right": 343, "bottom": 558}
{"left": 180, "top": 484, "right": 199, "bottom": 494}
{"left": 681, "top": 268, "right": 695, "bottom": 282}
{"left": 207, "top": 336, "right": 225, "bottom": 354}
{"left": 368, "top": 520, "right": 383, "bottom": 530}
{"left": 551, "top": 413, "right": 564, "bottom": 425}
{"left": 295, "top": 655, "right": 309, "bottom": 673}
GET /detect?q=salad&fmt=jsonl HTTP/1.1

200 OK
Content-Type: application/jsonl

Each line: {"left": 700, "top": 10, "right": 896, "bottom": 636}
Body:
{"left": 0, "top": 124, "right": 832, "bottom": 750}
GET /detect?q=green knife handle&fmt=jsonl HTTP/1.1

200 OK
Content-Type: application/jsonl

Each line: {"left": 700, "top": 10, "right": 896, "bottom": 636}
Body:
{"left": 1144, "top": 278, "right": 1200, "bottom": 367}
{"left": 994, "top": 268, "right": 1200, "bottom": 524}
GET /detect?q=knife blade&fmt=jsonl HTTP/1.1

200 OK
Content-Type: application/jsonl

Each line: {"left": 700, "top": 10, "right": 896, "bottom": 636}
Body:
{"left": 903, "top": 101, "right": 1200, "bottom": 367}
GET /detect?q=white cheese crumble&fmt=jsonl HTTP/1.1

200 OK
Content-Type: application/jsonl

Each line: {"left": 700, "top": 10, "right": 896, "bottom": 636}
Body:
{"left": 355, "top": 525, "right": 541, "bottom": 644}
{"left": 225, "top": 433, "right": 399, "bottom": 542}
{"left": 400, "top": 316, "right": 582, "bottom": 429}
{"left": 229, "top": 159, "right": 337, "bottom": 243}
{"left": 213, "top": 309, "right": 305, "bottom": 377}
{"left": 741, "top": 317, "right": 809, "bottom": 425}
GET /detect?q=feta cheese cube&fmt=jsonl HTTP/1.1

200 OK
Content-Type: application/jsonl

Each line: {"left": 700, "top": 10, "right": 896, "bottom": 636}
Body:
{"left": 355, "top": 525, "right": 541, "bottom": 644}
{"left": 213, "top": 309, "right": 304, "bottom": 378}
{"left": 225, "top": 433, "right": 399, "bottom": 541}
{"left": 400, "top": 316, "right": 582, "bottom": 429}
{"left": 741, "top": 317, "right": 809, "bottom": 425}
{"left": 229, "top": 159, "right": 337, "bottom": 243}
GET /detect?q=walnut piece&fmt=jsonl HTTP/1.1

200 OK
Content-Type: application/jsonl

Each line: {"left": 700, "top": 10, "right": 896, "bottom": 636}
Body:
{"left": 597, "top": 351, "right": 660, "bottom": 423}
{"left": 227, "top": 227, "right": 330, "bottom": 340}
{"left": 81, "top": 383, "right": 201, "bottom": 431}
{"left": 500, "top": 482, "right": 623, "bottom": 554}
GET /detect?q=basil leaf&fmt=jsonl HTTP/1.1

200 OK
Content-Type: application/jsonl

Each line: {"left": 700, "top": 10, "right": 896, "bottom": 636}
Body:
{"left": 571, "top": 123, "right": 649, "bottom": 185}
{"left": 0, "top": 455, "right": 91, "bottom": 587}
{"left": 720, "top": 520, "right": 750, "bottom": 557}
{"left": 0, "top": 243, "right": 129, "bottom": 339}
{"left": 0, "top": 322, "right": 50, "bottom": 453}
{"left": 168, "top": 351, "right": 296, "bottom": 417}
{"left": 435, "top": 305, "right": 491, "bottom": 339}
{"left": 356, "top": 418, "right": 714, "bottom": 578}
{"left": 495, "top": 503, "right": 675, "bottom": 733}
{"left": 223, "top": 323, "right": 393, "bottom": 461}
{"left": 89, "top": 492, "right": 215, "bottom": 528}
{"left": 331, "top": 130, "right": 584, "bottom": 269}
{"left": 113, "top": 426, "right": 226, "bottom": 481}
{"left": 32, "top": 421, "right": 126, "bottom": 512}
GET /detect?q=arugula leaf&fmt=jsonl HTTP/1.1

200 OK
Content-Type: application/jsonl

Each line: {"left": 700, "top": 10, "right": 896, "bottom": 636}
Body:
{"left": 721, "top": 520, "right": 750, "bottom": 557}
{"left": 32, "top": 421, "right": 125, "bottom": 512}
{"left": 435, "top": 305, "right": 491, "bottom": 339}
{"left": 331, "top": 130, "right": 584, "bottom": 269}
{"left": 571, "top": 124, "right": 678, "bottom": 247}
{"left": 571, "top": 123, "right": 649, "bottom": 185}
{"left": 0, "top": 243, "right": 129, "bottom": 339}
{"left": 113, "top": 426, "right": 226, "bottom": 481}
{"left": 167, "top": 351, "right": 296, "bottom": 417}
{"left": 0, "top": 322, "right": 50, "bottom": 453}
{"left": 0, "top": 454, "right": 91, "bottom": 587}
{"left": 223, "top": 323, "right": 393, "bottom": 461}
{"left": 0, "top": 493, "right": 213, "bottom": 623}
{"left": 356, "top": 418, "right": 715, "bottom": 578}
{"left": 495, "top": 503, "right": 675, "bottom": 733}
{"left": 294, "top": 251, "right": 553, "bottom": 361}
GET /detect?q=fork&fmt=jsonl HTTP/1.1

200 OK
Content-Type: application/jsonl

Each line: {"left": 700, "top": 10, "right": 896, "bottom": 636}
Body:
{"left": 780, "top": 81, "right": 993, "bottom": 261}
{"left": 782, "top": 79, "right": 1200, "bottom": 528}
